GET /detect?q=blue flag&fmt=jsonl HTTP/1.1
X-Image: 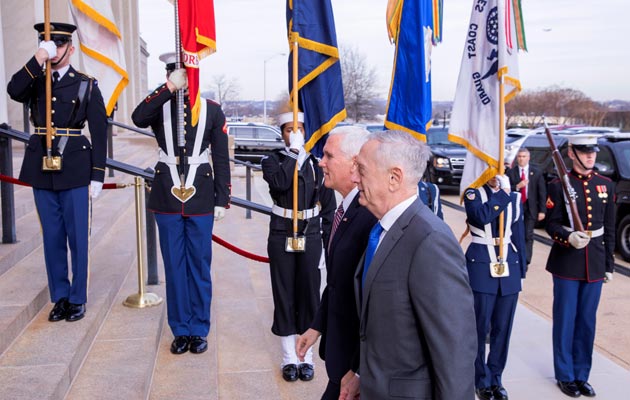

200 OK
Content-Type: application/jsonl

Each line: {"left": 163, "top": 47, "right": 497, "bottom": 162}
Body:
{"left": 384, "top": 0, "right": 435, "bottom": 142}
{"left": 287, "top": 0, "right": 346, "bottom": 157}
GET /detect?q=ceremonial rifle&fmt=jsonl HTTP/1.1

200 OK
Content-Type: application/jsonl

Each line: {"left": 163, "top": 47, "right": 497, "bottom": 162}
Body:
{"left": 543, "top": 118, "right": 584, "bottom": 232}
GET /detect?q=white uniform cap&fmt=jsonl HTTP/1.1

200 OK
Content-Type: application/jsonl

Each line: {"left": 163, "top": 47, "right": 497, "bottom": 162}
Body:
{"left": 159, "top": 52, "right": 177, "bottom": 65}
{"left": 277, "top": 112, "right": 304, "bottom": 128}
{"left": 566, "top": 134, "right": 600, "bottom": 152}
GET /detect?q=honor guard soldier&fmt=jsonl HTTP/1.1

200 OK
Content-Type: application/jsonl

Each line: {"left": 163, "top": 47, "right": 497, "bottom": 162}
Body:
{"left": 463, "top": 175, "right": 527, "bottom": 400}
{"left": 545, "top": 134, "right": 615, "bottom": 398}
{"left": 418, "top": 179, "right": 443, "bottom": 219}
{"left": 7, "top": 22, "right": 108, "bottom": 322}
{"left": 131, "top": 53, "right": 231, "bottom": 355}
{"left": 261, "top": 112, "right": 335, "bottom": 382}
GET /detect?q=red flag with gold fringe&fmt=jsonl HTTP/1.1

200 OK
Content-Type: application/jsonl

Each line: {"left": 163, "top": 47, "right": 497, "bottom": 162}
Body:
{"left": 178, "top": 0, "right": 216, "bottom": 126}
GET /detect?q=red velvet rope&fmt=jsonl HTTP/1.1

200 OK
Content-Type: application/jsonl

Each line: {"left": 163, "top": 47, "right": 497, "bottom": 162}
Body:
{"left": 212, "top": 234, "right": 270, "bottom": 263}
{"left": 0, "top": 173, "right": 270, "bottom": 263}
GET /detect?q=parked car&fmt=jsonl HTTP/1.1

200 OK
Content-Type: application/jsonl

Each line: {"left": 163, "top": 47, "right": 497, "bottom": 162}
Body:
{"left": 226, "top": 122, "right": 284, "bottom": 162}
{"left": 424, "top": 126, "right": 467, "bottom": 186}
{"left": 520, "top": 132, "right": 630, "bottom": 261}
{"left": 504, "top": 128, "right": 535, "bottom": 167}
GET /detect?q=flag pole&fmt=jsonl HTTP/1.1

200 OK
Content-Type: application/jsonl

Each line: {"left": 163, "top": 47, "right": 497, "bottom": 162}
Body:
{"left": 173, "top": 0, "right": 187, "bottom": 196}
{"left": 42, "top": 0, "right": 60, "bottom": 171}
{"left": 498, "top": 71, "right": 506, "bottom": 261}
{"left": 286, "top": 31, "right": 304, "bottom": 252}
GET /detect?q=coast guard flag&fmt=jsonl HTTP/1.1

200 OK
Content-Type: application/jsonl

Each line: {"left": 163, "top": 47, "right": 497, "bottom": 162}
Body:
{"left": 384, "top": 0, "right": 441, "bottom": 141}
{"left": 448, "top": 0, "right": 525, "bottom": 194}
{"left": 69, "top": 0, "right": 128, "bottom": 117}
{"left": 178, "top": 0, "right": 217, "bottom": 127}
{"left": 287, "top": 0, "right": 346, "bottom": 157}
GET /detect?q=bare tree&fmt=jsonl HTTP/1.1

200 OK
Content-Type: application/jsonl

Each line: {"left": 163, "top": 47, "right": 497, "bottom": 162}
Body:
{"left": 340, "top": 45, "right": 379, "bottom": 122}
{"left": 206, "top": 74, "right": 240, "bottom": 114}
{"left": 506, "top": 86, "right": 609, "bottom": 127}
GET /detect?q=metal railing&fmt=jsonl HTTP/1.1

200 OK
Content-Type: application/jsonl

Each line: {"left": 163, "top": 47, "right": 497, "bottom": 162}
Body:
{"left": 1, "top": 119, "right": 270, "bottom": 285}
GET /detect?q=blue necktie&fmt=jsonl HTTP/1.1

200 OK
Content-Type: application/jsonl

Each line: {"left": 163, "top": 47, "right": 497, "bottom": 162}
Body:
{"left": 362, "top": 222, "right": 384, "bottom": 287}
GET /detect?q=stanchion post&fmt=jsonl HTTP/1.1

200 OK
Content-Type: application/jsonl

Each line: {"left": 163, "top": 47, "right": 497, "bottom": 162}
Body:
{"left": 123, "top": 176, "right": 163, "bottom": 308}
{"left": 246, "top": 165, "right": 252, "bottom": 219}
{"left": 144, "top": 183, "right": 159, "bottom": 285}
{"left": 107, "top": 111, "right": 115, "bottom": 178}
{"left": 0, "top": 131, "right": 17, "bottom": 243}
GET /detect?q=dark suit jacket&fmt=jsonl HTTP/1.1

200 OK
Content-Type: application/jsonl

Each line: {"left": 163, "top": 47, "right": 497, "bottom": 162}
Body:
{"left": 354, "top": 199, "right": 476, "bottom": 400}
{"left": 311, "top": 193, "right": 377, "bottom": 384}
{"left": 507, "top": 164, "right": 546, "bottom": 220}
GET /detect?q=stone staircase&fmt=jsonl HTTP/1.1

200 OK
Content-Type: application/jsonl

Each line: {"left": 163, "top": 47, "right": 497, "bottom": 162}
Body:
{"left": 0, "top": 134, "right": 327, "bottom": 400}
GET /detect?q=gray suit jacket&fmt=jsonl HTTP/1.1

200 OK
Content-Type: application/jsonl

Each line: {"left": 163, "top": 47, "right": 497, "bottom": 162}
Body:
{"left": 354, "top": 199, "right": 477, "bottom": 400}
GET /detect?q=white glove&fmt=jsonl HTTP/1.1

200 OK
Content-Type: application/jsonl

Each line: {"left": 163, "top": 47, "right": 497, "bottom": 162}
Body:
{"left": 38, "top": 40, "right": 57, "bottom": 59}
{"left": 568, "top": 231, "right": 590, "bottom": 249}
{"left": 605, "top": 272, "right": 613, "bottom": 283}
{"left": 496, "top": 174, "right": 511, "bottom": 193}
{"left": 297, "top": 147, "right": 308, "bottom": 169}
{"left": 289, "top": 131, "right": 305, "bottom": 150}
{"left": 90, "top": 181, "right": 103, "bottom": 199}
{"left": 168, "top": 68, "right": 188, "bottom": 90}
{"left": 214, "top": 206, "right": 226, "bottom": 221}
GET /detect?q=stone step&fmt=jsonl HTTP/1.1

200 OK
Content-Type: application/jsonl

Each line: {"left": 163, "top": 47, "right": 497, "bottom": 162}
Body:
{"left": 65, "top": 261, "right": 166, "bottom": 400}
{"left": 0, "top": 135, "right": 157, "bottom": 280}
{"left": 0, "top": 195, "right": 140, "bottom": 399}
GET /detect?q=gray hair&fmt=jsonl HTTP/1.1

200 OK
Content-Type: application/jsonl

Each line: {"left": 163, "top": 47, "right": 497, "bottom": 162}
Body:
{"left": 328, "top": 125, "right": 370, "bottom": 159}
{"left": 367, "top": 130, "right": 431, "bottom": 184}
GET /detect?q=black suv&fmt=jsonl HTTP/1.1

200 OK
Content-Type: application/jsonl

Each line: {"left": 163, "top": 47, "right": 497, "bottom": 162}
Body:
{"left": 226, "top": 122, "right": 284, "bottom": 161}
{"left": 425, "top": 126, "right": 467, "bottom": 186}
{"left": 521, "top": 132, "right": 630, "bottom": 261}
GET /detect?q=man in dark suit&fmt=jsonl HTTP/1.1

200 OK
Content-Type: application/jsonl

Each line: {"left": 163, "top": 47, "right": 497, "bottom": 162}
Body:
{"left": 342, "top": 130, "right": 477, "bottom": 400}
{"left": 131, "top": 52, "right": 231, "bottom": 355}
{"left": 296, "top": 126, "right": 377, "bottom": 399}
{"left": 7, "top": 22, "right": 108, "bottom": 323}
{"left": 463, "top": 176, "right": 527, "bottom": 400}
{"left": 507, "top": 148, "right": 546, "bottom": 266}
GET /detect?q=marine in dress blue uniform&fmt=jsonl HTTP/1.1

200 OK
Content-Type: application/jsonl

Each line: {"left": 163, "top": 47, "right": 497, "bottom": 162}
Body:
{"left": 417, "top": 180, "right": 443, "bottom": 219}
{"left": 545, "top": 135, "right": 615, "bottom": 398}
{"left": 131, "top": 53, "right": 231, "bottom": 355}
{"left": 261, "top": 112, "right": 335, "bottom": 382}
{"left": 464, "top": 176, "right": 526, "bottom": 400}
{"left": 7, "top": 22, "right": 108, "bottom": 323}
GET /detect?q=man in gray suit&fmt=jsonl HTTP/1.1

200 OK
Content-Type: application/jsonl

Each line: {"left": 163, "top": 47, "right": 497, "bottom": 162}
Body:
{"left": 342, "top": 130, "right": 477, "bottom": 400}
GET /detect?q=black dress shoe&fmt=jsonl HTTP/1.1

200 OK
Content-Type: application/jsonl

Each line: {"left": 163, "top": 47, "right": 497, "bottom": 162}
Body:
{"left": 65, "top": 303, "right": 86, "bottom": 322}
{"left": 557, "top": 381, "right": 581, "bottom": 398}
{"left": 491, "top": 385, "right": 509, "bottom": 399}
{"left": 170, "top": 336, "right": 190, "bottom": 354}
{"left": 189, "top": 336, "right": 208, "bottom": 354}
{"left": 298, "top": 363, "right": 314, "bottom": 381}
{"left": 48, "top": 298, "right": 68, "bottom": 322}
{"left": 475, "top": 387, "right": 495, "bottom": 400}
{"left": 575, "top": 381, "right": 596, "bottom": 397}
{"left": 282, "top": 364, "right": 298, "bottom": 382}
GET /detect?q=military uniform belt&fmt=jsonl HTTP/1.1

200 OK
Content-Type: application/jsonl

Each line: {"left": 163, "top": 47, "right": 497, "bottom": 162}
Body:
{"left": 158, "top": 149, "right": 209, "bottom": 165}
{"left": 34, "top": 127, "right": 82, "bottom": 136}
{"left": 563, "top": 226, "right": 604, "bottom": 238}
{"left": 271, "top": 204, "right": 320, "bottom": 220}
{"left": 470, "top": 236, "right": 512, "bottom": 246}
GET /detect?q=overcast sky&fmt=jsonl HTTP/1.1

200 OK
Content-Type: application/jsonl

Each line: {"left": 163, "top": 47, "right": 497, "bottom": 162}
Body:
{"left": 138, "top": 0, "right": 630, "bottom": 103}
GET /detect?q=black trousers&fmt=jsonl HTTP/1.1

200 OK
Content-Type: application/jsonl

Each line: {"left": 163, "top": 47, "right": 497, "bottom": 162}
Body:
{"left": 267, "top": 232, "right": 322, "bottom": 336}
{"left": 321, "top": 380, "right": 341, "bottom": 400}
{"left": 524, "top": 216, "right": 536, "bottom": 266}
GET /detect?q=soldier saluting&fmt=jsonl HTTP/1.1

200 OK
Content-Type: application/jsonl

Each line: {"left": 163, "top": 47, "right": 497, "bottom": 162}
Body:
{"left": 7, "top": 22, "right": 108, "bottom": 323}
{"left": 131, "top": 53, "right": 231, "bottom": 356}
{"left": 545, "top": 134, "right": 615, "bottom": 398}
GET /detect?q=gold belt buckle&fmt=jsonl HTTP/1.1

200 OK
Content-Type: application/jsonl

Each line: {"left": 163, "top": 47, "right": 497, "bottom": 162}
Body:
{"left": 585, "top": 230, "right": 593, "bottom": 238}
{"left": 296, "top": 210, "right": 304, "bottom": 220}
{"left": 493, "top": 238, "right": 501, "bottom": 246}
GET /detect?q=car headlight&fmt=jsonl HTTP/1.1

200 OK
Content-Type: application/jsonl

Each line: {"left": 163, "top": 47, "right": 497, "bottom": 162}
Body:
{"left": 433, "top": 157, "right": 450, "bottom": 168}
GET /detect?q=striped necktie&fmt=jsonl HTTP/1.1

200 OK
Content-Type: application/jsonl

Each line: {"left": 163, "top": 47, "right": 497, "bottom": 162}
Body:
{"left": 328, "top": 203, "right": 344, "bottom": 251}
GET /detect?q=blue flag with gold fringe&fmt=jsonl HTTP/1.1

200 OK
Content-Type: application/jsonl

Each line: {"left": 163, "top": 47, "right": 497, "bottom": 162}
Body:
{"left": 287, "top": 0, "right": 346, "bottom": 157}
{"left": 384, "top": 0, "right": 438, "bottom": 142}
